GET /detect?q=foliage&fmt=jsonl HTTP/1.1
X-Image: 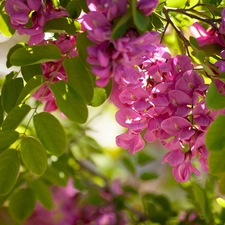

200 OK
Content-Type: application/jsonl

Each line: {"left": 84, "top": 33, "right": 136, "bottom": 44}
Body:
{"left": 0, "top": 0, "right": 225, "bottom": 224}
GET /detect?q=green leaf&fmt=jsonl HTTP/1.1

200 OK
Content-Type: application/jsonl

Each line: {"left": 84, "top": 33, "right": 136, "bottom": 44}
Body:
{"left": 42, "top": 166, "right": 67, "bottom": 187}
{"left": 21, "top": 64, "right": 43, "bottom": 82}
{"left": 6, "top": 43, "right": 25, "bottom": 68}
{"left": 50, "top": 80, "right": 88, "bottom": 123}
{"left": 206, "top": 115, "right": 225, "bottom": 152}
{"left": 16, "top": 75, "right": 45, "bottom": 106}
{"left": 17, "top": 77, "right": 45, "bottom": 105}
{"left": 10, "top": 44, "right": 62, "bottom": 66}
{"left": 137, "top": 151, "right": 154, "bottom": 165}
{"left": 76, "top": 32, "right": 93, "bottom": 65}
{"left": 0, "top": 96, "right": 4, "bottom": 127}
{"left": 131, "top": 0, "right": 148, "bottom": 31}
{"left": 122, "top": 156, "right": 135, "bottom": 174}
{"left": 0, "top": 130, "right": 19, "bottom": 153}
{"left": 66, "top": 0, "right": 81, "bottom": 19}
{"left": 78, "top": 0, "right": 89, "bottom": 12}
{"left": 64, "top": 57, "right": 94, "bottom": 103}
{"left": 206, "top": 83, "right": 225, "bottom": 109}
{"left": 192, "top": 183, "right": 211, "bottom": 223}
{"left": 111, "top": 10, "right": 132, "bottom": 40}
{"left": 209, "top": 150, "right": 225, "bottom": 176}
{"left": 1, "top": 78, "right": 24, "bottom": 113}
{"left": 44, "top": 17, "right": 81, "bottom": 34}
{"left": 90, "top": 87, "right": 108, "bottom": 107}
{"left": 9, "top": 188, "right": 36, "bottom": 221}
{"left": 0, "top": 3, "right": 15, "bottom": 37}
{"left": 219, "top": 173, "right": 225, "bottom": 194}
{"left": 20, "top": 137, "right": 47, "bottom": 176}
{"left": 139, "top": 172, "right": 158, "bottom": 180}
{"left": 29, "top": 180, "right": 53, "bottom": 210}
{"left": 33, "top": 112, "right": 67, "bottom": 156}
{"left": 2, "top": 104, "right": 31, "bottom": 130}
{"left": 0, "top": 149, "right": 20, "bottom": 196}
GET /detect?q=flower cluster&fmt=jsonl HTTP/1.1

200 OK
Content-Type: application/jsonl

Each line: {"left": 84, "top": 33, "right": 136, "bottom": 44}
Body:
{"left": 5, "top": 0, "right": 68, "bottom": 44}
{"left": 83, "top": 1, "right": 225, "bottom": 182}
{"left": 82, "top": 0, "right": 159, "bottom": 87}
{"left": 24, "top": 180, "right": 126, "bottom": 225}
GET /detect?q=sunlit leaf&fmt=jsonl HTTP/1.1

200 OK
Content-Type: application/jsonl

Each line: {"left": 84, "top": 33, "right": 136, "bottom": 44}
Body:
{"left": 1, "top": 78, "right": 24, "bottom": 113}
{"left": 33, "top": 112, "right": 67, "bottom": 156}
{"left": 16, "top": 75, "right": 45, "bottom": 106}
{"left": 0, "top": 130, "right": 19, "bottom": 153}
{"left": 10, "top": 44, "right": 62, "bottom": 66}
{"left": 50, "top": 81, "right": 88, "bottom": 123}
{"left": 0, "top": 149, "right": 20, "bottom": 196}
{"left": 20, "top": 137, "right": 47, "bottom": 176}
{"left": 21, "top": 64, "right": 43, "bottom": 82}
{"left": 44, "top": 17, "right": 81, "bottom": 34}
{"left": 9, "top": 188, "right": 36, "bottom": 221}
{"left": 206, "top": 115, "right": 225, "bottom": 151}
{"left": 29, "top": 180, "right": 53, "bottom": 210}
{"left": 2, "top": 104, "right": 31, "bottom": 130}
{"left": 206, "top": 83, "right": 225, "bottom": 109}
{"left": 209, "top": 150, "right": 225, "bottom": 176}
{"left": 0, "top": 2, "right": 15, "bottom": 37}
{"left": 64, "top": 57, "right": 94, "bottom": 103}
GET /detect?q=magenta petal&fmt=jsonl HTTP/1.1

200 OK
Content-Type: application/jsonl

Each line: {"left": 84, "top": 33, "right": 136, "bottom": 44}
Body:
{"left": 116, "top": 132, "right": 144, "bottom": 154}
{"left": 172, "top": 163, "right": 190, "bottom": 182}
{"left": 162, "top": 149, "right": 184, "bottom": 167}
{"left": 27, "top": 0, "right": 41, "bottom": 11}
{"left": 144, "top": 130, "right": 157, "bottom": 143}
{"left": 161, "top": 116, "right": 192, "bottom": 135}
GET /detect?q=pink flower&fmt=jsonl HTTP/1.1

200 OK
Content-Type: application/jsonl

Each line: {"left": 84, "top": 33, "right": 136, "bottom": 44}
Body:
{"left": 137, "top": 0, "right": 159, "bottom": 16}
{"left": 172, "top": 161, "right": 200, "bottom": 182}
{"left": 219, "top": 8, "right": 225, "bottom": 34}
{"left": 116, "top": 131, "right": 145, "bottom": 154}
{"left": 5, "top": 0, "right": 69, "bottom": 44}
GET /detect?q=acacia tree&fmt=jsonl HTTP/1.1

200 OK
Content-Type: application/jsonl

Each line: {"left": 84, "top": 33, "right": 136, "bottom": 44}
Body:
{"left": 0, "top": 0, "right": 225, "bottom": 224}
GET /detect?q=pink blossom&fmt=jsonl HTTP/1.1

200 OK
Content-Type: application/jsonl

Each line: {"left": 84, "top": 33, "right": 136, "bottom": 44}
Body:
{"left": 5, "top": 0, "right": 69, "bottom": 44}
{"left": 116, "top": 131, "right": 145, "bottom": 154}
{"left": 137, "top": 0, "right": 159, "bottom": 16}
{"left": 87, "top": 0, "right": 127, "bottom": 21}
{"left": 172, "top": 161, "right": 200, "bottom": 182}
{"left": 219, "top": 8, "right": 225, "bottom": 34}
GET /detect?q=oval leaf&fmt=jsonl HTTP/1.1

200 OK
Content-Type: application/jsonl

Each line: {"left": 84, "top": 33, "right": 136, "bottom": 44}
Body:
{"left": 16, "top": 75, "right": 45, "bottom": 106}
{"left": 9, "top": 188, "right": 36, "bottom": 221}
{"left": 0, "top": 149, "right": 20, "bottom": 196}
{"left": 29, "top": 180, "right": 53, "bottom": 210}
{"left": 20, "top": 137, "right": 47, "bottom": 176}
{"left": 140, "top": 172, "right": 158, "bottom": 180}
{"left": 209, "top": 150, "right": 225, "bottom": 176}
{"left": 206, "top": 115, "right": 225, "bottom": 152}
{"left": 0, "top": 130, "right": 19, "bottom": 153}
{"left": 2, "top": 104, "right": 31, "bottom": 130}
{"left": 50, "top": 81, "right": 88, "bottom": 123}
{"left": 1, "top": 78, "right": 24, "bottom": 113}
{"left": 206, "top": 83, "right": 225, "bottom": 109}
{"left": 64, "top": 57, "right": 94, "bottom": 103}
{"left": 44, "top": 17, "right": 81, "bottom": 34}
{"left": 10, "top": 44, "right": 62, "bottom": 66}
{"left": 33, "top": 112, "right": 67, "bottom": 156}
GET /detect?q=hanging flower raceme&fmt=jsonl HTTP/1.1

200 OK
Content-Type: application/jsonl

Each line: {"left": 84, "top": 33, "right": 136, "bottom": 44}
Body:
{"left": 112, "top": 43, "right": 225, "bottom": 182}
{"left": 5, "top": 0, "right": 69, "bottom": 44}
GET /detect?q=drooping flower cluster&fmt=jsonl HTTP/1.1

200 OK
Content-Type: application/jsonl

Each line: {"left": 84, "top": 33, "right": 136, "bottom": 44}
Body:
{"left": 24, "top": 180, "right": 127, "bottom": 225}
{"left": 83, "top": 1, "right": 225, "bottom": 182}
{"left": 5, "top": 0, "right": 68, "bottom": 44}
{"left": 82, "top": 0, "right": 159, "bottom": 87}
{"left": 32, "top": 34, "right": 77, "bottom": 112}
